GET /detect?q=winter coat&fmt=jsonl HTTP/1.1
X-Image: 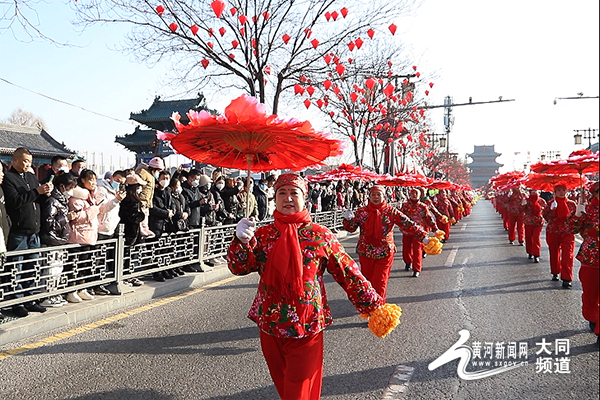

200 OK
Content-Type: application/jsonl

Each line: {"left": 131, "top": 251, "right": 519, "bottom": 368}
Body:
{"left": 149, "top": 186, "right": 173, "bottom": 236}
{"left": 1, "top": 167, "right": 42, "bottom": 235}
{"left": 137, "top": 168, "right": 155, "bottom": 210}
{"left": 167, "top": 188, "right": 190, "bottom": 233}
{"left": 182, "top": 182, "right": 214, "bottom": 227}
{"left": 40, "top": 188, "right": 72, "bottom": 246}
{"left": 0, "top": 187, "right": 12, "bottom": 251}
{"left": 119, "top": 197, "right": 145, "bottom": 246}
{"left": 68, "top": 187, "right": 100, "bottom": 245}
{"left": 253, "top": 185, "right": 268, "bottom": 220}
{"left": 95, "top": 180, "right": 123, "bottom": 237}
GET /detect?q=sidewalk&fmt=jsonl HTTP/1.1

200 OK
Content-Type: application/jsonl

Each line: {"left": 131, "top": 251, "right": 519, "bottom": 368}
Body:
{"left": 0, "top": 264, "right": 233, "bottom": 347}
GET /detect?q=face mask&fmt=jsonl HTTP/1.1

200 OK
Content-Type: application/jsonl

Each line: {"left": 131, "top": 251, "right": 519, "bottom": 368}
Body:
{"left": 58, "top": 166, "right": 70, "bottom": 174}
{"left": 159, "top": 179, "right": 169, "bottom": 188}
{"left": 216, "top": 183, "right": 225, "bottom": 190}
{"left": 111, "top": 181, "right": 120, "bottom": 190}
{"left": 191, "top": 179, "right": 200, "bottom": 187}
{"left": 260, "top": 184, "right": 266, "bottom": 190}
{"left": 175, "top": 187, "right": 183, "bottom": 195}
{"left": 199, "top": 185, "right": 210, "bottom": 193}
{"left": 64, "top": 189, "right": 74, "bottom": 198}
{"left": 154, "top": 171, "right": 160, "bottom": 179}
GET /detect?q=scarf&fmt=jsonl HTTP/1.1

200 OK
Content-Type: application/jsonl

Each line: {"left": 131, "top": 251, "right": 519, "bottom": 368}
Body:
{"left": 555, "top": 196, "right": 570, "bottom": 221}
{"left": 262, "top": 209, "right": 312, "bottom": 300}
{"left": 365, "top": 200, "right": 387, "bottom": 245}
{"left": 529, "top": 192, "right": 542, "bottom": 216}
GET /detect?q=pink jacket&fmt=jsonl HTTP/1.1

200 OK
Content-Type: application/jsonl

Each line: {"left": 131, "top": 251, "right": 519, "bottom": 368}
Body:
{"left": 68, "top": 187, "right": 100, "bottom": 245}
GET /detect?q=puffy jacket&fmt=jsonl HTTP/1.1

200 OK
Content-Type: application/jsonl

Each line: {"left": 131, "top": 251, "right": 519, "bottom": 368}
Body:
{"left": 68, "top": 187, "right": 100, "bottom": 245}
{"left": 95, "top": 180, "right": 123, "bottom": 237}
{"left": 119, "top": 197, "right": 145, "bottom": 245}
{"left": 40, "top": 188, "right": 72, "bottom": 245}
{"left": 149, "top": 186, "right": 173, "bottom": 236}
{"left": 182, "top": 182, "right": 214, "bottom": 227}
{"left": 1, "top": 167, "right": 42, "bottom": 235}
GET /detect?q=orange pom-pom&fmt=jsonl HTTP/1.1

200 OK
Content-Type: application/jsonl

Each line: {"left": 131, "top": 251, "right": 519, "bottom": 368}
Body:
{"left": 368, "top": 303, "right": 402, "bottom": 338}
{"left": 434, "top": 230, "right": 445, "bottom": 240}
{"left": 424, "top": 237, "right": 443, "bottom": 255}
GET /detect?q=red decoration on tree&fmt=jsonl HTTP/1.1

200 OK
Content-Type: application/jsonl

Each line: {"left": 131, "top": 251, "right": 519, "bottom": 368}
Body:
{"left": 282, "top": 34, "right": 291, "bottom": 44}
{"left": 383, "top": 84, "right": 395, "bottom": 97}
{"left": 210, "top": 0, "right": 225, "bottom": 18}
{"left": 365, "top": 78, "right": 376, "bottom": 91}
{"left": 228, "top": 53, "right": 235, "bottom": 61}
{"left": 330, "top": 111, "right": 335, "bottom": 117}
{"left": 350, "top": 135, "right": 356, "bottom": 141}
{"left": 355, "top": 38, "right": 364, "bottom": 49}
{"left": 238, "top": 15, "right": 247, "bottom": 24}
{"left": 367, "top": 29, "right": 375, "bottom": 39}
{"left": 252, "top": 16, "right": 257, "bottom": 24}
{"left": 307, "top": 86, "right": 316, "bottom": 97}
{"left": 325, "top": 12, "right": 331, "bottom": 21}
{"left": 207, "top": 42, "right": 214, "bottom": 49}
{"left": 207, "top": 28, "right": 214, "bottom": 37}
{"left": 425, "top": 90, "right": 429, "bottom": 96}
{"left": 333, "top": 87, "right": 341, "bottom": 95}
{"left": 323, "top": 80, "right": 332, "bottom": 90}
{"left": 156, "top": 5, "right": 165, "bottom": 16}
{"left": 264, "top": 66, "right": 271, "bottom": 75}
{"left": 219, "top": 27, "right": 226, "bottom": 36}
{"left": 232, "top": 40, "right": 239, "bottom": 49}
{"left": 412, "top": 65, "right": 417, "bottom": 70}
{"left": 263, "top": 12, "right": 270, "bottom": 20}
{"left": 336, "top": 64, "right": 345, "bottom": 76}
{"left": 350, "top": 92, "right": 359, "bottom": 102}
{"left": 323, "top": 54, "right": 332, "bottom": 64}
{"left": 304, "top": 99, "right": 311, "bottom": 109}
{"left": 415, "top": 72, "right": 421, "bottom": 78}
{"left": 230, "top": 7, "right": 237, "bottom": 16}
{"left": 311, "top": 39, "right": 319, "bottom": 49}
{"left": 340, "top": 7, "right": 349, "bottom": 18}
{"left": 331, "top": 11, "right": 339, "bottom": 20}
{"left": 429, "top": 82, "right": 434, "bottom": 88}
{"left": 317, "top": 99, "right": 324, "bottom": 108}
{"left": 304, "top": 29, "right": 312, "bottom": 38}
{"left": 388, "top": 24, "right": 397, "bottom": 35}
{"left": 201, "top": 59, "right": 209, "bottom": 69}
{"left": 239, "top": 27, "right": 245, "bottom": 36}
{"left": 190, "top": 25, "right": 199, "bottom": 35}
{"left": 294, "top": 84, "right": 305, "bottom": 95}
{"left": 348, "top": 41, "right": 355, "bottom": 51}
{"left": 348, "top": 58, "right": 353, "bottom": 63}
{"left": 169, "top": 23, "right": 178, "bottom": 32}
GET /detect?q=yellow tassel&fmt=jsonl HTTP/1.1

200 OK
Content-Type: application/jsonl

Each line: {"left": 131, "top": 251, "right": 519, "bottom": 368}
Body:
{"left": 441, "top": 215, "right": 449, "bottom": 223}
{"left": 450, "top": 217, "right": 457, "bottom": 224}
{"left": 434, "top": 230, "right": 445, "bottom": 240}
{"left": 424, "top": 237, "right": 443, "bottom": 255}
{"left": 368, "top": 303, "right": 402, "bottom": 338}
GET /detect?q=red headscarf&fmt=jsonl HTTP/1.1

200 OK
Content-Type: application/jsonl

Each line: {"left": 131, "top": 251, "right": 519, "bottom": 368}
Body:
{"left": 529, "top": 192, "right": 542, "bottom": 216}
{"left": 364, "top": 199, "right": 387, "bottom": 245}
{"left": 262, "top": 209, "right": 311, "bottom": 300}
{"left": 555, "top": 196, "right": 570, "bottom": 220}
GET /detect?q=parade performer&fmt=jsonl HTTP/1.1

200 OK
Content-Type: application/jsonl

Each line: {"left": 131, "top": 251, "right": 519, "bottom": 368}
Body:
{"left": 399, "top": 188, "right": 439, "bottom": 277}
{"left": 507, "top": 189, "right": 526, "bottom": 245}
{"left": 568, "top": 182, "right": 599, "bottom": 343}
{"left": 434, "top": 190, "right": 454, "bottom": 242}
{"left": 542, "top": 184, "right": 577, "bottom": 287}
{"left": 228, "top": 174, "right": 401, "bottom": 400}
{"left": 522, "top": 189, "right": 546, "bottom": 263}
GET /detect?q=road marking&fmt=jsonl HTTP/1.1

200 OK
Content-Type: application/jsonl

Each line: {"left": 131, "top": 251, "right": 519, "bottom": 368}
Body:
{"left": 0, "top": 275, "right": 242, "bottom": 361}
{"left": 381, "top": 365, "right": 414, "bottom": 399}
{"left": 460, "top": 223, "right": 467, "bottom": 231}
{"left": 445, "top": 246, "right": 459, "bottom": 267}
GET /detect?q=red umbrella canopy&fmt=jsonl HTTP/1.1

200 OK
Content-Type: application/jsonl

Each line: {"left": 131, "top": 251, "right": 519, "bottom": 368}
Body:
{"left": 377, "top": 172, "right": 430, "bottom": 187}
{"left": 520, "top": 173, "right": 587, "bottom": 192}
{"left": 529, "top": 150, "right": 599, "bottom": 175}
{"left": 425, "top": 178, "right": 454, "bottom": 190}
{"left": 489, "top": 171, "right": 526, "bottom": 189}
{"left": 306, "top": 163, "right": 382, "bottom": 182}
{"left": 159, "top": 94, "right": 343, "bottom": 172}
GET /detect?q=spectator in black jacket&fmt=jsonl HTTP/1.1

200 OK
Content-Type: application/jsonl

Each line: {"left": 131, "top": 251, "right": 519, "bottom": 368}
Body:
{"left": 253, "top": 178, "right": 269, "bottom": 220}
{"left": 221, "top": 177, "right": 241, "bottom": 224}
{"left": 149, "top": 171, "right": 174, "bottom": 237}
{"left": 2, "top": 147, "right": 53, "bottom": 317}
{"left": 40, "top": 155, "right": 69, "bottom": 185}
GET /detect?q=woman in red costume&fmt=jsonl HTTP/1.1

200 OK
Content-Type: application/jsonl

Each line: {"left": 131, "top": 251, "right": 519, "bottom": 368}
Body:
{"left": 506, "top": 189, "right": 526, "bottom": 245}
{"left": 523, "top": 189, "right": 546, "bottom": 263}
{"left": 569, "top": 182, "right": 599, "bottom": 344}
{"left": 400, "top": 188, "right": 438, "bottom": 277}
{"left": 434, "top": 189, "right": 454, "bottom": 242}
{"left": 228, "top": 174, "right": 399, "bottom": 400}
{"left": 542, "top": 184, "right": 577, "bottom": 288}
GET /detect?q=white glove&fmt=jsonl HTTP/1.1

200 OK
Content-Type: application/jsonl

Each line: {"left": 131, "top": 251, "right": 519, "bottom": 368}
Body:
{"left": 422, "top": 237, "right": 430, "bottom": 245}
{"left": 521, "top": 199, "right": 527, "bottom": 206}
{"left": 343, "top": 210, "right": 355, "bottom": 220}
{"left": 236, "top": 218, "right": 256, "bottom": 244}
{"left": 575, "top": 204, "right": 586, "bottom": 217}
{"left": 550, "top": 200, "right": 557, "bottom": 210}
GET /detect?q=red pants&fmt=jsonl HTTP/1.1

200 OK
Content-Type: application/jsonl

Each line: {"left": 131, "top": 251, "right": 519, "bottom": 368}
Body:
{"left": 359, "top": 254, "right": 394, "bottom": 301}
{"left": 507, "top": 214, "right": 524, "bottom": 242}
{"left": 438, "top": 220, "right": 451, "bottom": 241}
{"left": 260, "top": 330, "right": 324, "bottom": 400}
{"left": 524, "top": 224, "right": 543, "bottom": 257}
{"left": 402, "top": 235, "right": 423, "bottom": 272}
{"left": 501, "top": 210, "right": 509, "bottom": 230}
{"left": 545, "top": 232, "right": 575, "bottom": 281}
{"left": 579, "top": 264, "right": 599, "bottom": 336}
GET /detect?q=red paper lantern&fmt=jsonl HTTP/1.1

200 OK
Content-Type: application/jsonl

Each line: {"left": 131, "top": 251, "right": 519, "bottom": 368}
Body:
{"left": 355, "top": 38, "right": 364, "bottom": 49}
{"left": 252, "top": 16, "right": 257, "bottom": 24}
{"left": 415, "top": 72, "right": 421, "bottom": 78}
{"left": 325, "top": 12, "right": 331, "bottom": 21}
{"left": 219, "top": 27, "right": 226, "bottom": 36}
{"left": 350, "top": 92, "right": 359, "bottom": 102}
{"left": 323, "top": 80, "right": 332, "bottom": 90}
{"left": 336, "top": 64, "right": 345, "bottom": 76}
{"left": 383, "top": 84, "right": 395, "bottom": 97}
{"left": 365, "top": 78, "right": 376, "bottom": 91}
{"left": 304, "top": 29, "right": 312, "bottom": 38}
{"left": 324, "top": 54, "right": 332, "bottom": 64}
{"left": 330, "top": 111, "right": 335, "bottom": 117}
{"left": 169, "top": 23, "right": 178, "bottom": 32}
{"left": 350, "top": 135, "right": 356, "bottom": 141}
{"left": 348, "top": 58, "right": 353, "bottom": 63}
{"left": 341, "top": 7, "right": 349, "bottom": 18}
{"left": 294, "top": 84, "right": 305, "bottom": 95}
{"left": 307, "top": 86, "right": 315, "bottom": 96}
{"left": 368, "top": 29, "right": 375, "bottom": 39}
{"left": 304, "top": 99, "right": 311, "bottom": 109}
{"left": 412, "top": 65, "right": 417, "bottom": 70}
{"left": 348, "top": 41, "right": 355, "bottom": 51}
{"left": 317, "top": 99, "right": 324, "bottom": 108}
{"left": 388, "top": 24, "right": 397, "bottom": 35}
{"left": 263, "top": 12, "right": 270, "bottom": 20}
{"left": 228, "top": 53, "right": 235, "bottom": 61}
{"left": 264, "top": 66, "right": 271, "bottom": 75}
{"left": 331, "top": 11, "right": 339, "bottom": 20}
{"left": 240, "top": 27, "right": 245, "bottom": 36}
{"left": 311, "top": 39, "right": 319, "bottom": 49}
{"left": 156, "top": 5, "right": 165, "bottom": 16}
{"left": 207, "top": 28, "right": 214, "bottom": 37}
{"left": 429, "top": 82, "right": 434, "bottom": 88}
{"left": 282, "top": 34, "right": 291, "bottom": 44}
{"left": 207, "top": 42, "right": 213, "bottom": 49}
{"left": 238, "top": 15, "right": 247, "bottom": 24}
{"left": 232, "top": 40, "right": 239, "bottom": 49}
{"left": 201, "top": 59, "right": 209, "bottom": 69}
{"left": 230, "top": 7, "right": 237, "bottom": 16}
{"left": 425, "top": 90, "right": 429, "bottom": 96}
{"left": 210, "top": 0, "right": 225, "bottom": 18}
{"left": 190, "top": 25, "right": 199, "bottom": 36}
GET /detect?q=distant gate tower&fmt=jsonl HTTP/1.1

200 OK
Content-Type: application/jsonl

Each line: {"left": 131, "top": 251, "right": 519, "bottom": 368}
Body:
{"left": 467, "top": 145, "right": 503, "bottom": 188}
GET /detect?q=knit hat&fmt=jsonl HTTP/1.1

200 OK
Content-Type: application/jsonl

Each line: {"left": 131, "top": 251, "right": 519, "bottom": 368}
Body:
{"left": 274, "top": 173, "right": 308, "bottom": 194}
{"left": 198, "top": 174, "right": 212, "bottom": 187}
{"left": 148, "top": 157, "right": 165, "bottom": 170}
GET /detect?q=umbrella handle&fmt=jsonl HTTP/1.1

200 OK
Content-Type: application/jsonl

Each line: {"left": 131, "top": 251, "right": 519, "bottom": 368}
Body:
{"left": 246, "top": 154, "right": 252, "bottom": 218}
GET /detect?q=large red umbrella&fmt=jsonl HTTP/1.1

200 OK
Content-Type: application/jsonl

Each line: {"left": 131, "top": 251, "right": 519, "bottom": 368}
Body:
{"left": 307, "top": 163, "right": 382, "bottom": 183}
{"left": 520, "top": 173, "right": 587, "bottom": 192}
{"left": 425, "top": 179, "right": 454, "bottom": 190}
{"left": 489, "top": 171, "right": 526, "bottom": 190}
{"left": 158, "top": 94, "right": 343, "bottom": 215}
{"left": 530, "top": 150, "right": 599, "bottom": 176}
{"left": 377, "top": 172, "right": 430, "bottom": 187}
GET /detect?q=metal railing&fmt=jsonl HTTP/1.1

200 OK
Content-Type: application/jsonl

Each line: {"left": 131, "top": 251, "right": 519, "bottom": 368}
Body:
{"left": 0, "top": 210, "right": 347, "bottom": 309}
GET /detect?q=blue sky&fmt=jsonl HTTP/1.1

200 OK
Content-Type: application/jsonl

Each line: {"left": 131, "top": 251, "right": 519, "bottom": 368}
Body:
{"left": 1, "top": 0, "right": 598, "bottom": 172}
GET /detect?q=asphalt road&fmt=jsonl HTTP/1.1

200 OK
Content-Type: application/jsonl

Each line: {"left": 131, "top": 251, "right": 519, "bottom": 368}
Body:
{"left": 0, "top": 200, "right": 598, "bottom": 400}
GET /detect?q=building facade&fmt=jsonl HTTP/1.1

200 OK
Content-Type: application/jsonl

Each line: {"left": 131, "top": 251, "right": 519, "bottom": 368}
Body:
{"left": 467, "top": 145, "right": 503, "bottom": 188}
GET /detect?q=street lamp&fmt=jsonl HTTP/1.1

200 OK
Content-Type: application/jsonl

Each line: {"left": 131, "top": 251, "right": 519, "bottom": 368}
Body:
{"left": 573, "top": 128, "right": 598, "bottom": 148}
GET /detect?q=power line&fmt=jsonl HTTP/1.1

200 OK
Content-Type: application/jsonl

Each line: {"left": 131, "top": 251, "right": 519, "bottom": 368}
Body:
{"left": 0, "top": 76, "right": 132, "bottom": 124}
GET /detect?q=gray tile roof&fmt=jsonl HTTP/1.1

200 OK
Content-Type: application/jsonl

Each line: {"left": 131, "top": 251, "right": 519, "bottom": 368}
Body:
{"left": 0, "top": 122, "right": 74, "bottom": 158}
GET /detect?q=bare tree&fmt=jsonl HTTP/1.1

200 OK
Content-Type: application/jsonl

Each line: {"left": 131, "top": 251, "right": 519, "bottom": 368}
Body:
{"left": 0, "top": 0, "right": 72, "bottom": 44}
{"left": 3, "top": 108, "right": 48, "bottom": 129}
{"left": 71, "top": 0, "right": 417, "bottom": 114}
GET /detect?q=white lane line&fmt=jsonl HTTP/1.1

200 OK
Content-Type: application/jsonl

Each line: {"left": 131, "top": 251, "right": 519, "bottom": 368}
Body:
{"left": 460, "top": 223, "right": 467, "bottom": 231}
{"left": 381, "top": 365, "right": 415, "bottom": 400}
{"left": 445, "top": 246, "right": 459, "bottom": 267}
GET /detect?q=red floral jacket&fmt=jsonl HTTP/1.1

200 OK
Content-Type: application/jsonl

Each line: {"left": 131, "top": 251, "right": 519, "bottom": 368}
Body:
{"left": 400, "top": 200, "right": 437, "bottom": 232}
{"left": 423, "top": 198, "right": 444, "bottom": 221}
{"left": 568, "top": 203, "right": 599, "bottom": 266}
{"left": 542, "top": 199, "right": 576, "bottom": 234}
{"left": 434, "top": 196, "right": 455, "bottom": 220}
{"left": 228, "top": 222, "right": 384, "bottom": 339}
{"left": 343, "top": 204, "right": 426, "bottom": 259}
{"left": 523, "top": 198, "right": 547, "bottom": 226}
{"left": 507, "top": 194, "right": 526, "bottom": 216}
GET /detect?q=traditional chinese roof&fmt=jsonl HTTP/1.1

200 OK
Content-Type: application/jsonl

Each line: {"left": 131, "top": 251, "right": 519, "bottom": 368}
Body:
{"left": 0, "top": 122, "right": 74, "bottom": 159}
{"left": 115, "top": 126, "right": 157, "bottom": 154}
{"left": 467, "top": 145, "right": 502, "bottom": 158}
{"left": 129, "top": 93, "right": 213, "bottom": 131}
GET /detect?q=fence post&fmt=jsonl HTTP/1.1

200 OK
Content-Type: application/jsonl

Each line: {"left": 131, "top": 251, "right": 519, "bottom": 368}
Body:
{"left": 111, "top": 224, "right": 132, "bottom": 294}
{"left": 198, "top": 218, "right": 207, "bottom": 270}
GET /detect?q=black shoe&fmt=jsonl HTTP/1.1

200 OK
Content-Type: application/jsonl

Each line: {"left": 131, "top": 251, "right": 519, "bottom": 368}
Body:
{"left": 153, "top": 272, "right": 165, "bottom": 282}
{"left": 173, "top": 267, "right": 185, "bottom": 276}
{"left": 533, "top": 257, "right": 540, "bottom": 263}
{"left": 562, "top": 280, "right": 572, "bottom": 289}
{"left": 162, "top": 270, "right": 174, "bottom": 279}
{"left": 519, "top": 242, "right": 524, "bottom": 246}
{"left": 182, "top": 265, "right": 197, "bottom": 273}
{"left": 412, "top": 271, "right": 420, "bottom": 277}
{"left": 105, "top": 282, "right": 122, "bottom": 295}
{"left": 589, "top": 321, "right": 596, "bottom": 332}
{"left": 551, "top": 274, "right": 559, "bottom": 281}
{"left": 204, "top": 260, "right": 215, "bottom": 267}
{"left": 405, "top": 263, "right": 412, "bottom": 271}
{"left": 12, "top": 305, "right": 29, "bottom": 317}
{"left": 25, "top": 303, "right": 47, "bottom": 313}
{"left": 509, "top": 241, "right": 514, "bottom": 245}
{"left": 528, "top": 254, "right": 532, "bottom": 259}
{"left": 94, "top": 285, "right": 111, "bottom": 295}
{"left": 0, "top": 311, "right": 5, "bottom": 320}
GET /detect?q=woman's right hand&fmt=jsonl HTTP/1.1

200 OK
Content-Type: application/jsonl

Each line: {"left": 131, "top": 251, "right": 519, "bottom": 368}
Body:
{"left": 236, "top": 218, "right": 256, "bottom": 244}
